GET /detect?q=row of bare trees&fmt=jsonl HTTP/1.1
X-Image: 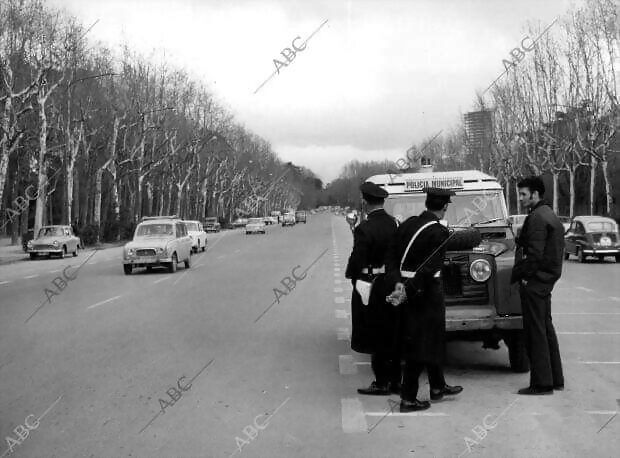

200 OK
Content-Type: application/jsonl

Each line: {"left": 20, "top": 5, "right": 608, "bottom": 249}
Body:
{"left": 0, "top": 0, "right": 322, "bottom": 244}
{"left": 324, "top": 0, "right": 618, "bottom": 218}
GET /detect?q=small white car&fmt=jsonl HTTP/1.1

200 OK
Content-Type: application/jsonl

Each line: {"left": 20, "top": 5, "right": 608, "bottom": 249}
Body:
{"left": 27, "top": 225, "right": 80, "bottom": 259}
{"left": 183, "top": 220, "right": 207, "bottom": 253}
{"left": 246, "top": 217, "right": 266, "bottom": 234}
{"left": 123, "top": 216, "right": 192, "bottom": 274}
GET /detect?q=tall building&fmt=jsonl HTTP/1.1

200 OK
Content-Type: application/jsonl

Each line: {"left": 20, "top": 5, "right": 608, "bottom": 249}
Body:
{"left": 464, "top": 110, "right": 494, "bottom": 171}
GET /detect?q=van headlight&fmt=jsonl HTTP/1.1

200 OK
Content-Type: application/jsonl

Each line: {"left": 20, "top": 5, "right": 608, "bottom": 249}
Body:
{"left": 470, "top": 259, "right": 492, "bottom": 282}
{"left": 127, "top": 248, "right": 134, "bottom": 255}
{"left": 52, "top": 240, "right": 59, "bottom": 246}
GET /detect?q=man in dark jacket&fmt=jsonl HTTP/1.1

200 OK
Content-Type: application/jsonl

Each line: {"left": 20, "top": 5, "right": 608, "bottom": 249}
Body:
{"left": 386, "top": 188, "right": 462, "bottom": 412}
{"left": 345, "top": 182, "right": 400, "bottom": 395}
{"left": 511, "top": 176, "right": 564, "bottom": 395}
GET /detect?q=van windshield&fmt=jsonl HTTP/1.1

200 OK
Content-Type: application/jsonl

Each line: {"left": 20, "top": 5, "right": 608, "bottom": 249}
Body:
{"left": 384, "top": 191, "right": 507, "bottom": 226}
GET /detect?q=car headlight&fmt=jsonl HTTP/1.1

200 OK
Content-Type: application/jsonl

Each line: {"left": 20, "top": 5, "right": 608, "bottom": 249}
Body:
{"left": 52, "top": 240, "right": 59, "bottom": 246}
{"left": 158, "top": 246, "right": 167, "bottom": 255}
{"left": 470, "top": 259, "right": 492, "bottom": 282}
{"left": 27, "top": 240, "right": 33, "bottom": 247}
{"left": 127, "top": 248, "right": 134, "bottom": 255}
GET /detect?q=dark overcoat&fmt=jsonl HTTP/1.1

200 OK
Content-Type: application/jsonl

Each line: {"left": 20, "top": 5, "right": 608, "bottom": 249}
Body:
{"left": 345, "top": 208, "right": 399, "bottom": 354}
{"left": 386, "top": 210, "right": 449, "bottom": 363}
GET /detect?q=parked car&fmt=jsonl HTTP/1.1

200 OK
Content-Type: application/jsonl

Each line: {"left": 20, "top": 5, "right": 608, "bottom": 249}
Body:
{"left": 564, "top": 216, "right": 620, "bottom": 263}
{"left": 295, "top": 210, "right": 307, "bottom": 224}
{"left": 122, "top": 216, "right": 192, "bottom": 274}
{"left": 246, "top": 217, "right": 266, "bottom": 234}
{"left": 232, "top": 217, "right": 249, "bottom": 228}
{"left": 282, "top": 213, "right": 296, "bottom": 227}
{"left": 183, "top": 220, "right": 207, "bottom": 253}
{"left": 22, "top": 228, "right": 34, "bottom": 252}
{"left": 204, "top": 217, "right": 221, "bottom": 232}
{"left": 265, "top": 216, "right": 279, "bottom": 225}
{"left": 508, "top": 214, "right": 527, "bottom": 237}
{"left": 27, "top": 225, "right": 80, "bottom": 259}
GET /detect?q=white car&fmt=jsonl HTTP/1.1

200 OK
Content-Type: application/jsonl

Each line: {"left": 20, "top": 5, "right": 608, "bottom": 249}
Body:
{"left": 246, "top": 217, "right": 266, "bottom": 234}
{"left": 183, "top": 220, "right": 207, "bottom": 253}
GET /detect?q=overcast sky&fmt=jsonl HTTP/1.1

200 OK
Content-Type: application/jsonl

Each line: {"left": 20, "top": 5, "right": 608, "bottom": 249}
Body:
{"left": 48, "top": 0, "right": 572, "bottom": 183}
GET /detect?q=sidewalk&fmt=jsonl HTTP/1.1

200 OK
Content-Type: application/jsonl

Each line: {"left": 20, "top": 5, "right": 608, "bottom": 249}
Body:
{"left": 0, "top": 237, "right": 126, "bottom": 266}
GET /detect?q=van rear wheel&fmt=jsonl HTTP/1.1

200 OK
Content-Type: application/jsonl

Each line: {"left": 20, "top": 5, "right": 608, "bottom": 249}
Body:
{"left": 503, "top": 330, "right": 530, "bottom": 373}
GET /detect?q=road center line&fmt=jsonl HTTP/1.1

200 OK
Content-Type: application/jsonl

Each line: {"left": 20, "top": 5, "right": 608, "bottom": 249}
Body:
{"left": 0, "top": 281, "right": 11, "bottom": 285}
{"left": 558, "top": 332, "right": 620, "bottom": 335}
{"left": 87, "top": 295, "right": 122, "bottom": 310}
{"left": 152, "top": 276, "right": 171, "bottom": 284}
{"left": 575, "top": 286, "right": 594, "bottom": 292}
{"left": 23, "top": 275, "right": 39, "bottom": 279}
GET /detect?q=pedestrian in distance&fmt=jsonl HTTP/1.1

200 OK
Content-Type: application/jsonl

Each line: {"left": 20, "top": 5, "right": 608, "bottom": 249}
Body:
{"left": 511, "top": 176, "right": 564, "bottom": 395}
{"left": 345, "top": 182, "right": 401, "bottom": 396}
{"left": 386, "top": 187, "right": 463, "bottom": 412}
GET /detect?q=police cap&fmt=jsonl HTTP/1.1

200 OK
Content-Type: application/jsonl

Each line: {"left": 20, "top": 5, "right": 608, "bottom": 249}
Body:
{"left": 360, "top": 181, "right": 388, "bottom": 200}
{"left": 422, "top": 187, "right": 456, "bottom": 203}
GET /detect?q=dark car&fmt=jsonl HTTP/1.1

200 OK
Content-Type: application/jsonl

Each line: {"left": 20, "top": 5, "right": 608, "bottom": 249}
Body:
{"left": 295, "top": 211, "right": 307, "bottom": 224}
{"left": 204, "top": 217, "right": 221, "bottom": 232}
{"left": 564, "top": 216, "right": 620, "bottom": 262}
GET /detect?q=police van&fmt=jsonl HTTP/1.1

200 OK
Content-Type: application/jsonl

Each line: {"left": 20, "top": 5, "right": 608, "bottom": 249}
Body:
{"left": 365, "top": 169, "right": 528, "bottom": 372}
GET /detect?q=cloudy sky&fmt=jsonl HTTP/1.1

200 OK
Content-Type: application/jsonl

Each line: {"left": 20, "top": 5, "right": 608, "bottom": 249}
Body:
{"left": 48, "top": 0, "right": 571, "bottom": 183}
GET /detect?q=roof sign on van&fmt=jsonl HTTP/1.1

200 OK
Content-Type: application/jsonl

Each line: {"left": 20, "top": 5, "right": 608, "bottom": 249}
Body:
{"left": 404, "top": 176, "right": 464, "bottom": 192}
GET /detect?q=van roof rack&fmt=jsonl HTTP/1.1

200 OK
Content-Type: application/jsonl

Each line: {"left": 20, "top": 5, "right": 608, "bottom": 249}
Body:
{"left": 141, "top": 215, "right": 179, "bottom": 221}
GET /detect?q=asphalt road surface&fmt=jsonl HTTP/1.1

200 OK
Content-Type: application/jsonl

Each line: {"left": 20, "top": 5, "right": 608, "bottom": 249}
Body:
{"left": 1, "top": 213, "right": 619, "bottom": 457}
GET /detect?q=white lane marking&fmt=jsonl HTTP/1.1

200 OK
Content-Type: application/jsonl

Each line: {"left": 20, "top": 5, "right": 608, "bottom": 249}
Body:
{"left": 334, "top": 267, "right": 341, "bottom": 272}
{"left": 87, "top": 295, "right": 122, "bottom": 310}
{"left": 336, "top": 309, "right": 351, "bottom": 319}
{"left": 556, "top": 313, "right": 620, "bottom": 315}
{"left": 172, "top": 270, "right": 190, "bottom": 286}
{"left": 341, "top": 398, "right": 368, "bottom": 433}
{"left": 24, "top": 275, "right": 39, "bottom": 279}
{"left": 335, "top": 297, "right": 345, "bottom": 304}
{"left": 578, "top": 361, "right": 620, "bottom": 364}
{"left": 334, "top": 272, "right": 340, "bottom": 277}
{"left": 334, "top": 279, "right": 342, "bottom": 285}
{"left": 337, "top": 328, "right": 351, "bottom": 340}
{"left": 587, "top": 411, "right": 618, "bottom": 415}
{"left": 334, "top": 287, "right": 344, "bottom": 293}
{"left": 559, "top": 332, "right": 620, "bottom": 335}
{"left": 0, "top": 281, "right": 11, "bottom": 285}
{"left": 575, "top": 286, "right": 594, "bottom": 292}
{"left": 153, "top": 276, "right": 171, "bottom": 284}
{"left": 365, "top": 411, "right": 449, "bottom": 417}
{"left": 339, "top": 355, "right": 357, "bottom": 375}
{"left": 610, "top": 297, "right": 620, "bottom": 302}
{"left": 50, "top": 269, "right": 61, "bottom": 273}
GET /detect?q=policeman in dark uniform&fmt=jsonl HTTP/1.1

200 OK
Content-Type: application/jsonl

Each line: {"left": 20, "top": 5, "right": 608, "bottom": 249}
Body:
{"left": 386, "top": 187, "right": 463, "bottom": 411}
{"left": 345, "top": 182, "right": 400, "bottom": 395}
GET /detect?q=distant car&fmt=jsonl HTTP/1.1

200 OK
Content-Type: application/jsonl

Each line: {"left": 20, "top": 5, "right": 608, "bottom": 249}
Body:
{"left": 295, "top": 211, "right": 307, "bottom": 224}
{"left": 232, "top": 218, "right": 249, "bottom": 228}
{"left": 266, "top": 216, "right": 278, "bottom": 225}
{"left": 122, "top": 216, "right": 192, "bottom": 274}
{"left": 282, "top": 213, "right": 296, "bottom": 227}
{"left": 564, "top": 216, "right": 620, "bottom": 263}
{"left": 246, "top": 217, "right": 266, "bottom": 234}
{"left": 27, "top": 225, "right": 80, "bottom": 259}
{"left": 508, "top": 214, "right": 528, "bottom": 237}
{"left": 204, "top": 217, "right": 221, "bottom": 232}
{"left": 183, "top": 220, "right": 207, "bottom": 253}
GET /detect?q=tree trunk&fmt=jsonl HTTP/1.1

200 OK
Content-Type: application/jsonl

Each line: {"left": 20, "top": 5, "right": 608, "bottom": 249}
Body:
{"left": 552, "top": 172, "right": 559, "bottom": 214}
{"left": 34, "top": 102, "right": 48, "bottom": 235}
{"left": 600, "top": 159, "right": 613, "bottom": 217}
{"left": 175, "top": 184, "right": 183, "bottom": 216}
{"left": 589, "top": 157, "right": 596, "bottom": 215}
{"left": 569, "top": 168, "right": 575, "bottom": 218}
{"left": 94, "top": 167, "right": 103, "bottom": 243}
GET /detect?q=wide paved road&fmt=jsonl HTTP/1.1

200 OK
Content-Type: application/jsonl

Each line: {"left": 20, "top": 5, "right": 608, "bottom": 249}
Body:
{"left": 0, "top": 213, "right": 618, "bottom": 457}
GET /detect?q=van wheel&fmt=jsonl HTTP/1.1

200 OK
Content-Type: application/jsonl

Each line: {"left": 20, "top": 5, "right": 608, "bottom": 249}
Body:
{"left": 184, "top": 253, "right": 191, "bottom": 269}
{"left": 168, "top": 253, "right": 178, "bottom": 273}
{"left": 616, "top": 255, "right": 620, "bottom": 263}
{"left": 577, "top": 247, "right": 586, "bottom": 263}
{"left": 123, "top": 265, "right": 132, "bottom": 275}
{"left": 563, "top": 250, "right": 569, "bottom": 260}
{"left": 30, "top": 253, "right": 37, "bottom": 260}
{"left": 503, "top": 330, "right": 530, "bottom": 373}
{"left": 446, "top": 228, "right": 482, "bottom": 251}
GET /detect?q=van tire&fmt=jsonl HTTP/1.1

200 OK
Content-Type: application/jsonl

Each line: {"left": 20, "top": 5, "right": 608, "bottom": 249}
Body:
{"left": 504, "top": 330, "right": 530, "bottom": 373}
{"left": 446, "top": 228, "right": 482, "bottom": 251}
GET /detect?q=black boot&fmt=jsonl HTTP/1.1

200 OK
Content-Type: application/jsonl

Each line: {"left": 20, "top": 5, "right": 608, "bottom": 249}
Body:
{"left": 430, "top": 384, "right": 463, "bottom": 401}
{"left": 357, "top": 381, "right": 390, "bottom": 395}
{"left": 400, "top": 399, "right": 431, "bottom": 412}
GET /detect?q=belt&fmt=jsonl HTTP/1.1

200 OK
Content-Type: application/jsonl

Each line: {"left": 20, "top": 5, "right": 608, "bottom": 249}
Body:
{"left": 361, "top": 266, "right": 385, "bottom": 274}
{"left": 401, "top": 270, "right": 441, "bottom": 278}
